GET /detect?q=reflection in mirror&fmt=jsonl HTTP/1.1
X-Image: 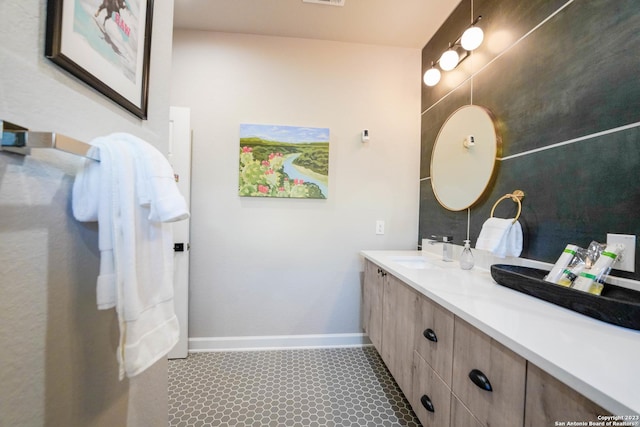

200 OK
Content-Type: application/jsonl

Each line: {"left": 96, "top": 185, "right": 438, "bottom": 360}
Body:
{"left": 430, "top": 105, "right": 499, "bottom": 211}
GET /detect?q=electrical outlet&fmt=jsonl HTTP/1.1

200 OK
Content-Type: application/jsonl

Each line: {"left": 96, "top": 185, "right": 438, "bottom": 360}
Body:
{"left": 375, "top": 220, "right": 385, "bottom": 235}
{"left": 606, "top": 233, "right": 636, "bottom": 272}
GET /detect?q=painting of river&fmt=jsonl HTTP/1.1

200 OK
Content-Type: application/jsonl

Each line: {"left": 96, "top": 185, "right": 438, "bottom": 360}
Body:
{"left": 239, "top": 124, "right": 330, "bottom": 199}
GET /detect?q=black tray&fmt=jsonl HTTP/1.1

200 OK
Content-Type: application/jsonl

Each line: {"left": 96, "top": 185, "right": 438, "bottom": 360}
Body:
{"left": 490, "top": 264, "right": 640, "bottom": 330}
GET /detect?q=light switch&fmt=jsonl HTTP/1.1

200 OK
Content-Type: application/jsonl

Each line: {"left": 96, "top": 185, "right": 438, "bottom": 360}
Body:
{"left": 606, "top": 233, "right": 636, "bottom": 272}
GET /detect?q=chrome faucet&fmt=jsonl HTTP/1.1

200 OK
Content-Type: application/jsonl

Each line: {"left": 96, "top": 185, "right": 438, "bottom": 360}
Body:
{"left": 429, "top": 235, "right": 454, "bottom": 262}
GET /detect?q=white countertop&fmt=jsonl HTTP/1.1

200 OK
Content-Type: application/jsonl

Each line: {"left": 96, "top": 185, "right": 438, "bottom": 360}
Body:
{"left": 361, "top": 249, "right": 640, "bottom": 416}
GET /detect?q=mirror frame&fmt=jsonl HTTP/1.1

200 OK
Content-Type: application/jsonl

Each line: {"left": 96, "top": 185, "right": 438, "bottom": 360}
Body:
{"left": 430, "top": 105, "right": 500, "bottom": 211}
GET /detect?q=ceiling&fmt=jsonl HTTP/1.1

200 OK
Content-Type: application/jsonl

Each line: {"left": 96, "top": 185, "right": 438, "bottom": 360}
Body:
{"left": 173, "top": 0, "right": 460, "bottom": 49}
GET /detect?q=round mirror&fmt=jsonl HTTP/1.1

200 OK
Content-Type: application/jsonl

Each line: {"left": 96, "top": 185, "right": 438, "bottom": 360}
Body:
{"left": 430, "top": 105, "right": 499, "bottom": 211}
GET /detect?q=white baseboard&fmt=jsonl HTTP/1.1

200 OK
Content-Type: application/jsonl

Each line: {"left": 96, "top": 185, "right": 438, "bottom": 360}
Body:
{"left": 188, "top": 333, "right": 372, "bottom": 352}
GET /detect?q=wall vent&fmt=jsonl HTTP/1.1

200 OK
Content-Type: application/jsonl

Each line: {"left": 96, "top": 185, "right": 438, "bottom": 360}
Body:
{"left": 302, "top": 0, "right": 345, "bottom": 6}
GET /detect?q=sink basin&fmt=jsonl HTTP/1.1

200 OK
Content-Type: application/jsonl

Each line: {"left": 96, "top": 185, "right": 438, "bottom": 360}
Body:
{"left": 389, "top": 256, "right": 433, "bottom": 269}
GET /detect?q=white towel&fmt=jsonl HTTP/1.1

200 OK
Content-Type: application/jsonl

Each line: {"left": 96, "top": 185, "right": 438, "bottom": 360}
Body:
{"left": 73, "top": 137, "right": 117, "bottom": 309}
{"left": 71, "top": 145, "right": 101, "bottom": 222}
{"left": 475, "top": 217, "right": 523, "bottom": 258}
{"left": 504, "top": 220, "right": 523, "bottom": 258}
{"left": 121, "top": 133, "right": 190, "bottom": 223}
{"left": 72, "top": 133, "right": 189, "bottom": 379}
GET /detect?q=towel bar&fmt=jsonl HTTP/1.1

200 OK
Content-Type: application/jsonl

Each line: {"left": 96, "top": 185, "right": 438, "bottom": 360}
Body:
{"left": 490, "top": 190, "right": 524, "bottom": 223}
{"left": 0, "top": 119, "right": 100, "bottom": 161}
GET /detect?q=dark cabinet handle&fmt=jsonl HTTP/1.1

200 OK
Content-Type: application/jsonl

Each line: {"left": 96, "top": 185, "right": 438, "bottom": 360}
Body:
{"left": 423, "top": 328, "right": 438, "bottom": 343}
{"left": 420, "top": 394, "right": 435, "bottom": 413}
{"left": 468, "top": 369, "right": 493, "bottom": 392}
{"left": 381, "top": 271, "right": 387, "bottom": 277}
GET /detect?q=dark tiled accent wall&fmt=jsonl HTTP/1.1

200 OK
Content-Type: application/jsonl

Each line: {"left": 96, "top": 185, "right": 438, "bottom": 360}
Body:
{"left": 474, "top": 0, "right": 640, "bottom": 156}
{"left": 419, "top": 0, "right": 640, "bottom": 280}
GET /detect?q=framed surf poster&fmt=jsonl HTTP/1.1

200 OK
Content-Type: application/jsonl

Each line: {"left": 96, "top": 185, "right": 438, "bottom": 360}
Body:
{"left": 45, "top": 0, "right": 154, "bottom": 119}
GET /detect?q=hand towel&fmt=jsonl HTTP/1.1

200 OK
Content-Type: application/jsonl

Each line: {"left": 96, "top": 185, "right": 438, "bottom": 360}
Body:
{"left": 506, "top": 220, "right": 523, "bottom": 258}
{"left": 72, "top": 133, "right": 189, "bottom": 379}
{"left": 475, "top": 217, "right": 523, "bottom": 258}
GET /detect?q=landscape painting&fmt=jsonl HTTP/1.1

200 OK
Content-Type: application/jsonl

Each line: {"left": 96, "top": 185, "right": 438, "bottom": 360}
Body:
{"left": 239, "top": 124, "right": 330, "bottom": 199}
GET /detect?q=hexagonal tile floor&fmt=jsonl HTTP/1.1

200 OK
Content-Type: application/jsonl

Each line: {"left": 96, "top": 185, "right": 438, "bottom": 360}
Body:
{"left": 169, "top": 346, "right": 421, "bottom": 426}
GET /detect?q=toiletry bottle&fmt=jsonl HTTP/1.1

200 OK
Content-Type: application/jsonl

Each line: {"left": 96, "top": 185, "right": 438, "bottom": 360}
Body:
{"left": 545, "top": 244, "right": 580, "bottom": 283}
{"left": 572, "top": 244, "right": 623, "bottom": 295}
{"left": 460, "top": 240, "right": 474, "bottom": 270}
{"left": 556, "top": 265, "right": 584, "bottom": 287}
{"left": 555, "top": 247, "right": 587, "bottom": 287}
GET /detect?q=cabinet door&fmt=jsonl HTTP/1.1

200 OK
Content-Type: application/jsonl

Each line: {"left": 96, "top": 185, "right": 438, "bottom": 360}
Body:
{"left": 415, "top": 293, "right": 455, "bottom": 385}
{"left": 381, "top": 273, "right": 418, "bottom": 395}
{"left": 362, "top": 259, "right": 383, "bottom": 350}
{"left": 412, "top": 351, "right": 451, "bottom": 427}
{"left": 525, "top": 362, "right": 609, "bottom": 427}
{"left": 452, "top": 317, "right": 526, "bottom": 427}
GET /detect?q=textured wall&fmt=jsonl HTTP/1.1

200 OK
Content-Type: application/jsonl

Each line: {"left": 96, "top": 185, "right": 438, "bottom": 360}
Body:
{"left": 0, "top": 1, "right": 175, "bottom": 426}
{"left": 419, "top": 0, "right": 640, "bottom": 280}
{"left": 171, "top": 31, "right": 421, "bottom": 345}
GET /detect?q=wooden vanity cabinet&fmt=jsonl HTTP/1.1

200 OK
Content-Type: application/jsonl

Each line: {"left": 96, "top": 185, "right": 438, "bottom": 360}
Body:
{"left": 414, "top": 293, "right": 454, "bottom": 385}
{"left": 362, "top": 259, "right": 417, "bottom": 397}
{"left": 412, "top": 351, "right": 452, "bottom": 427}
{"left": 381, "top": 273, "right": 418, "bottom": 396}
{"left": 362, "top": 258, "right": 610, "bottom": 427}
{"left": 524, "top": 362, "right": 608, "bottom": 427}
{"left": 412, "top": 292, "right": 456, "bottom": 426}
{"left": 451, "top": 395, "right": 484, "bottom": 427}
{"left": 362, "top": 259, "right": 384, "bottom": 350}
{"left": 413, "top": 309, "right": 527, "bottom": 427}
{"left": 452, "top": 317, "right": 527, "bottom": 427}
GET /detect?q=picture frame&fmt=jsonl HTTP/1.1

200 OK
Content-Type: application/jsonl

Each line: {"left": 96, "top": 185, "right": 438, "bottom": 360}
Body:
{"left": 45, "top": 0, "right": 154, "bottom": 119}
{"left": 239, "top": 124, "right": 330, "bottom": 199}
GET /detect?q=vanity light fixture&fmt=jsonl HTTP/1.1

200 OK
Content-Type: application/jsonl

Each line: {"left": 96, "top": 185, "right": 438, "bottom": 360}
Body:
{"left": 423, "top": 62, "right": 441, "bottom": 86}
{"left": 461, "top": 24, "right": 484, "bottom": 51}
{"left": 439, "top": 45, "right": 460, "bottom": 71}
{"left": 423, "top": 16, "right": 484, "bottom": 87}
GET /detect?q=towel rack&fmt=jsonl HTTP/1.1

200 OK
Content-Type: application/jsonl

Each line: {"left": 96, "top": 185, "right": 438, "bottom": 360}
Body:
{"left": 490, "top": 190, "right": 525, "bottom": 224}
{"left": 0, "top": 119, "right": 100, "bottom": 161}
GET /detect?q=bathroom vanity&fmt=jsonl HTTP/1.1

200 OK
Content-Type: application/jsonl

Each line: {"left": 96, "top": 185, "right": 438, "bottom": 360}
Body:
{"left": 361, "top": 250, "right": 640, "bottom": 427}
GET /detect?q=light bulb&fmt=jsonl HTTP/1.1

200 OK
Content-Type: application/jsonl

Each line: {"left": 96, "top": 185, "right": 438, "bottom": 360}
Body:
{"left": 423, "top": 67, "right": 441, "bottom": 86}
{"left": 461, "top": 26, "right": 484, "bottom": 51}
{"left": 439, "top": 49, "right": 459, "bottom": 71}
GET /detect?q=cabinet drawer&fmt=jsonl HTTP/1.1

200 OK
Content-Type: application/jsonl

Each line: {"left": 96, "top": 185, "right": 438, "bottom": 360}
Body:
{"left": 412, "top": 351, "right": 451, "bottom": 427}
{"left": 525, "top": 362, "right": 608, "bottom": 427}
{"left": 451, "top": 395, "right": 484, "bottom": 427}
{"left": 415, "top": 293, "right": 454, "bottom": 385}
{"left": 452, "top": 317, "right": 526, "bottom": 427}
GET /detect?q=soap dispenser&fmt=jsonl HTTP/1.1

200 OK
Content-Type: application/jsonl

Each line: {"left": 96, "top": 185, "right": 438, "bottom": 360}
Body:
{"left": 460, "top": 240, "right": 474, "bottom": 270}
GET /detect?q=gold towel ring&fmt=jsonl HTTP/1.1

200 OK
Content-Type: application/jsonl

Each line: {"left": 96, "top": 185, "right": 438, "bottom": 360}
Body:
{"left": 490, "top": 190, "right": 525, "bottom": 224}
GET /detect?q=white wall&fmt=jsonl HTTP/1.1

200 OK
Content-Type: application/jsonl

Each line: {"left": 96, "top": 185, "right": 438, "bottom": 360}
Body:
{"left": 171, "top": 31, "right": 421, "bottom": 348}
{"left": 0, "top": 1, "right": 174, "bottom": 426}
